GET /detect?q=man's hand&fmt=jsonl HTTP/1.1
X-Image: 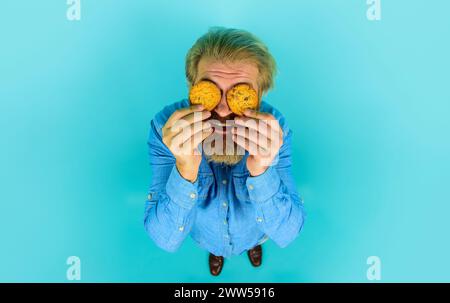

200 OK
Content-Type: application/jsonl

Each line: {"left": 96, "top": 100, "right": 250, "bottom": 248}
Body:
{"left": 162, "top": 105, "right": 213, "bottom": 182}
{"left": 232, "top": 109, "right": 283, "bottom": 177}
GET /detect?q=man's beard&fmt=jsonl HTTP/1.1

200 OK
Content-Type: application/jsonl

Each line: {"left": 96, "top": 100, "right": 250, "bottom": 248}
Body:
{"left": 202, "top": 112, "right": 245, "bottom": 166}
{"left": 206, "top": 153, "right": 244, "bottom": 165}
{"left": 204, "top": 140, "right": 245, "bottom": 165}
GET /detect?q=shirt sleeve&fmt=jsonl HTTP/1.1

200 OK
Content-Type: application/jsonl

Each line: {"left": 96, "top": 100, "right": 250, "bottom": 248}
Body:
{"left": 143, "top": 120, "right": 200, "bottom": 252}
{"left": 245, "top": 129, "right": 306, "bottom": 248}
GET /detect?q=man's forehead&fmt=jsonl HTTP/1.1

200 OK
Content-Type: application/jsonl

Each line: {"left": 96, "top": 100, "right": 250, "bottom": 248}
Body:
{"left": 199, "top": 58, "right": 257, "bottom": 73}
{"left": 198, "top": 59, "right": 258, "bottom": 82}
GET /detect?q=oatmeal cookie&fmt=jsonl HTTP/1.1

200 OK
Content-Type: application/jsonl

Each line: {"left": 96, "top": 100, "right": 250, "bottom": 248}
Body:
{"left": 189, "top": 80, "right": 221, "bottom": 111}
{"left": 226, "top": 84, "right": 258, "bottom": 116}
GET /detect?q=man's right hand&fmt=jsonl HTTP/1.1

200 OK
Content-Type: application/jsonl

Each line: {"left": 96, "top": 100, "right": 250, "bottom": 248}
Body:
{"left": 162, "top": 105, "right": 213, "bottom": 183}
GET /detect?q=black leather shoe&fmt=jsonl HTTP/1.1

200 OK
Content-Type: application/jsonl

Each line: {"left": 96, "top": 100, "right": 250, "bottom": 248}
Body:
{"left": 209, "top": 253, "right": 224, "bottom": 276}
{"left": 247, "top": 245, "right": 262, "bottom": 267}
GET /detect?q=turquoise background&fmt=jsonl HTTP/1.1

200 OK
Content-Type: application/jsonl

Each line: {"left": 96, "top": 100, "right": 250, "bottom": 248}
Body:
{"left": 1, "top": 0, "right": 449, "bottom": 282}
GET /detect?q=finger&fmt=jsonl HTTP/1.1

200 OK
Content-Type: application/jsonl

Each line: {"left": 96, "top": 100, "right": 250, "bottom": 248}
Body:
{"left": 164, "top": 105, "right": 204, "bottom": 130}
{"left": 232, "top": 134, "right": 261, "bottom": 156}
{"left": 234, "top": 117, "right": 280, "bottom": 139}
{"left": 235, "top": 114, "right": 282, "bottom": 135}
{"left": 165, "top": 110, "right": 211, "bottom": 139}
{"left": 181, "top": 127, "right": 214, "bottom": 154}
{"left": 182, "top": 110, "right": 212, "bottom": 126}
{"left": 243, "top": 109, "right": 275, "bottom": 121}
{"left": 171, "top": 110, "right": 211, "bottom": 132}
{"left": 167, "top": 120, "right": 209, "bottom": 152}
{"left": 173, "top": 120, "right": 212, "bottom": 147}
{"left": 231, "top": 126, "right": 271, "bottom": 151}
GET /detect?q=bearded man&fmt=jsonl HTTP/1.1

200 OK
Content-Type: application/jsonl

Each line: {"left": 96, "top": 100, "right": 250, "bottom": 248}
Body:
{"left": 144, "top": 27, "right": 305, "bottom": 276}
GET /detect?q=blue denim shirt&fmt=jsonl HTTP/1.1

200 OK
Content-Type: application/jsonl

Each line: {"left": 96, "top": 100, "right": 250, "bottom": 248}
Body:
{"left": 144, "top": 99, "right": 305, "bottom": 257}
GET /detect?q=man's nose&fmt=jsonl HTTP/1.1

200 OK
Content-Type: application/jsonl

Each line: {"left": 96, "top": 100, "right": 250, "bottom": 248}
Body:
{"left": 213, "top": 93, "right": 233, "bottom": 117}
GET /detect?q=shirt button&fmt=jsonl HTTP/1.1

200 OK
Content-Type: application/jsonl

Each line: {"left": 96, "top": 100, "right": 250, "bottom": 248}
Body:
{"left": 256, "top": 217, "right": 263, "bottom": 223}
{"left": 222, "top": 180, "right": 227, "bottom": 185}
{"left": 147, "top": 193, "right": 152, "bottom": 200}
{"left": 222, "top": 202, "right": 228, "bottom": 208}
{"left": 224, "top": 234, "right": 229, "bottom": 239}
{"left": 223, "top": 220, "right": 227, "bottom": 225}
{"left": 248, "top": 184, "right": 254, "bottom": 191}
{"left": 189, "top": 193, "right": 196, "bottom": 199}
{"left": 178, "top": 226, "right": 184, "bottom": 232}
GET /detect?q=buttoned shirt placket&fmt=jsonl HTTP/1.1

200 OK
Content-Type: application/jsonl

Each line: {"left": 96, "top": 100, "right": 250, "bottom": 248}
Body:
{"left": 219, "top": 164, "right": 232, "bottom": 257}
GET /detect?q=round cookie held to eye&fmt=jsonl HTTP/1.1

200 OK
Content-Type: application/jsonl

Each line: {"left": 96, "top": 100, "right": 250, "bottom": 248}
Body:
{"left": 189, "top": 80, "right": 222, "bottom": 111}
{"left": 226, "top": 84, "right": 258, "bottom": 116}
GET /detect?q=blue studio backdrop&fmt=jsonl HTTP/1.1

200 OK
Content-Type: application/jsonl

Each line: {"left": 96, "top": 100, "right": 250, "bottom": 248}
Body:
{"left": 0, "top": 0, "right": 449, "bottom": 282}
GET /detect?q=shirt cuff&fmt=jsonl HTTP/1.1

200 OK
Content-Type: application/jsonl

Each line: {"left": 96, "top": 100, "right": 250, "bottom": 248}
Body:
{"left": 246, "top": 165, "right": 281, "bottom": 203}
{"left": 165, "top": 165, "right": 199, "bottom": 210}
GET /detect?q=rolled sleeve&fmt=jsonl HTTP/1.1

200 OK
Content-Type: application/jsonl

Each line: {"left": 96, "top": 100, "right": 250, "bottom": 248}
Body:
{"left": 246, "top": 166, "right": 281, "bottom": 203}
{"left": 165, "top": 165, "right": 199, "bottom": 210}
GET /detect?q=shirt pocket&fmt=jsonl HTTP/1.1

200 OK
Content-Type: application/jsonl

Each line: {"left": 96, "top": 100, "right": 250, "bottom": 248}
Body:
{"left": 232, "top": 172, "right": 251, "bottom": 203}
{"left": 197, "top": 172, "right": 214, "bottom": 200}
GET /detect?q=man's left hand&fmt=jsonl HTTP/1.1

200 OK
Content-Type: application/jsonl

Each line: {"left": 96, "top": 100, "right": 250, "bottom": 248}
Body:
{"left": 232, "top": 109, "right": 283, "bottom": 177}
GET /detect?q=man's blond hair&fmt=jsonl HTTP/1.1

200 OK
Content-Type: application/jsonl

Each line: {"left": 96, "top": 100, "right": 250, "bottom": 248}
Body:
{"left": 185, "top": 27, "right": 277, "bottom": 96}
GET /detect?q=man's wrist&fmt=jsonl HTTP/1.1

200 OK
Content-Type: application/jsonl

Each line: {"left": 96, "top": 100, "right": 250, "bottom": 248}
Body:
{"left": 246, "top": 166, "right": 281, "bottom": 202}
{"left": 166, "top": 165, "right": 199, "bottom": 210}
{"left": 248, "top": 165, "right": 268, "bottom": 177}
{"left": 247, "top": 158, "right": 269, "bottom": 177}
{"left": 176, "top": 159, "right": 199, "bottom": 183}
